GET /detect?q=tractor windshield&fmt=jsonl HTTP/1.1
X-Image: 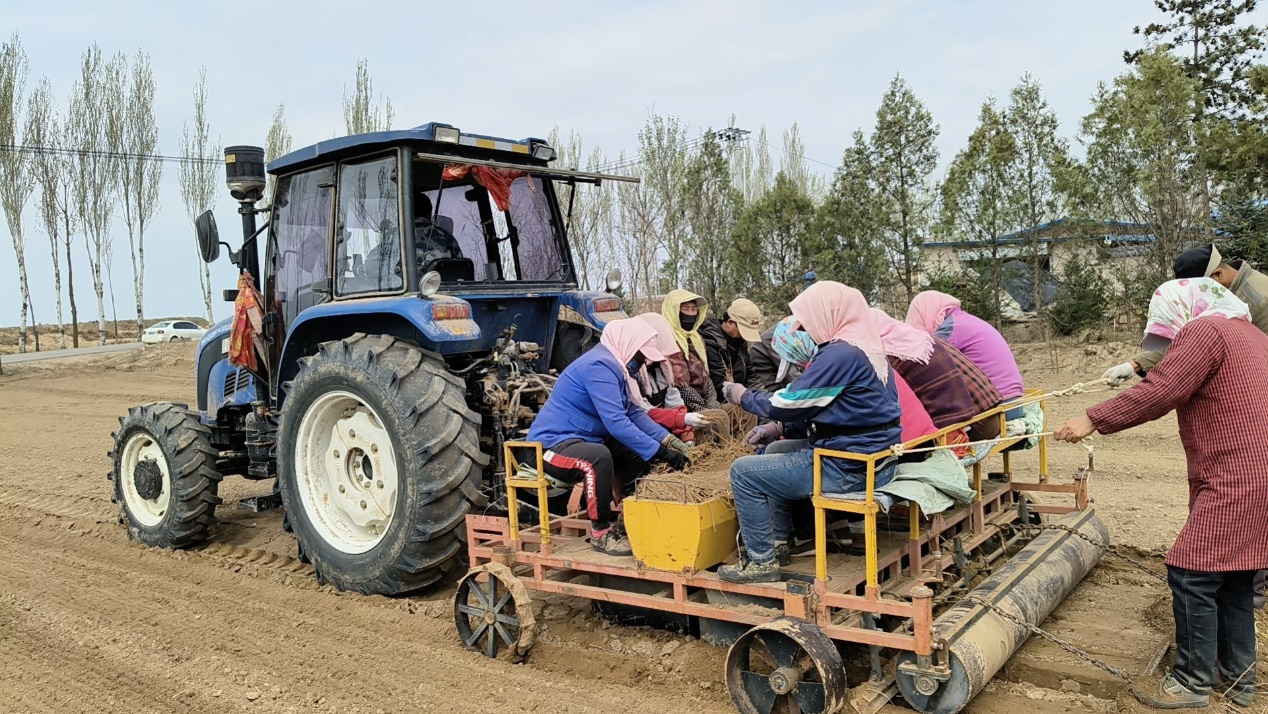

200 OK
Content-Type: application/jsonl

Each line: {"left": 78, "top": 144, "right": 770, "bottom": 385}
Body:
{"left": 412, "top": 159, "right": 573, "bottom": 285}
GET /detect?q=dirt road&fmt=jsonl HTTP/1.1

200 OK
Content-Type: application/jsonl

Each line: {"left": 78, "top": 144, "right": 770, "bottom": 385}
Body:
{"left": 0, "top": 341, "right": 1243, "bottom": 713}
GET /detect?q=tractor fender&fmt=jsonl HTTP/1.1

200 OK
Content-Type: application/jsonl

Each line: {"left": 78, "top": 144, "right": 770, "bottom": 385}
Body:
{"left": 275, "top": 295, "right": 480, "bottom": 404}
{"left": 195, "top": 318, "right": 233, "bottom": 418}
{"left": 558, "top": 291, "right": 626, "bottom": 329}
{"left": 551, "top": 291, "right": 627, "bottom": 372}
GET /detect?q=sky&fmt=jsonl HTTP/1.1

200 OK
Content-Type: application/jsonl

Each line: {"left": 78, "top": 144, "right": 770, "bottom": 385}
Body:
{"left": 4, "top": 0, "right": 1265, "bottom": 328}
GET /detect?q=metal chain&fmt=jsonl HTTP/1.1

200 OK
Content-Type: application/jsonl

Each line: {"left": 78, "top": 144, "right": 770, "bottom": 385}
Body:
{"left": 1005, "top": 523, "right": 1168, "bottom": 584}
{"left": 964, "top": 595, "right": 1136, "bottom": 685}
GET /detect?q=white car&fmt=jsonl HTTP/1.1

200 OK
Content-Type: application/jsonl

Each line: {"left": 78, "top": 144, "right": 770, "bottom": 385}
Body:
{"left": 142, "top": 320, "right": 207, "bottom": 344}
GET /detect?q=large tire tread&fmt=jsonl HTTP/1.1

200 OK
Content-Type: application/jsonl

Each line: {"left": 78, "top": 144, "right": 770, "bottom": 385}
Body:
{"left": 277, "top": 333, "right": 488, "bottom": 596}
{"left": 108, "top": 402, "right": 223, "bottom": 549}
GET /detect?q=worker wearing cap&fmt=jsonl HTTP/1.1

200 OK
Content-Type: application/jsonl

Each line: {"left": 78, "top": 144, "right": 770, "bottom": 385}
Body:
{"left": 700, "top": 297, "right": 763, "bottom": 400}
{"left": 1102, "top": 244, "right": 1268, "bottom": 384}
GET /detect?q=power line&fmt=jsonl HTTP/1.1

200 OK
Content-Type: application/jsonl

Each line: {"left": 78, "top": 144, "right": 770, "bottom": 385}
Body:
{"left": 0, "top": 144, "right": 221, "bottom": 165}
{"left": 754, "top": 137, "right": 837, "bottom": 170}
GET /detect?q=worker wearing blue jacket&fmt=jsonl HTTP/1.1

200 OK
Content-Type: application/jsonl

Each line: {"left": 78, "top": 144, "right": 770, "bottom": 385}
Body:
{"left": 718, "top": 282, "right": 903, "bottom": 583}
{"left": 527, "top": 318, "right": 691, "bottom": 556}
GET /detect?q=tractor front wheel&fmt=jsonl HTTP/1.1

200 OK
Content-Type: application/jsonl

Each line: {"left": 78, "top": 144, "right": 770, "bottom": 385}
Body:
{"left": 109, "top": 402, "right": 223, "bottom": 548}
{"left": 277, "top": 334, "right": 488, "bottom": 595}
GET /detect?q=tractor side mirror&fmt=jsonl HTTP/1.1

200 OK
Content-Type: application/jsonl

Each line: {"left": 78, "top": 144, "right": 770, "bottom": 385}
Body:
{"left": 196, "top": 210, "right": 221, "bottom": 263}
{"left": 606, "top": 268, "right": 623, "bottom": 292}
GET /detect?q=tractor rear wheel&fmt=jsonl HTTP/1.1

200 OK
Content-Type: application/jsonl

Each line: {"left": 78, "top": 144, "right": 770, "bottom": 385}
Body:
{"left": 277, "top": 334, "right": 488, "bottom": 595}
{"left": 109, "top": 402, "right": 223, "bottom": 548}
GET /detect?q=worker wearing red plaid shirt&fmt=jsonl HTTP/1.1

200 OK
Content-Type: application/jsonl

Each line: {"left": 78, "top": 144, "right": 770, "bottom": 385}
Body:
{"left": 1057, "top": 278, "right": 1268, "bottom": 710}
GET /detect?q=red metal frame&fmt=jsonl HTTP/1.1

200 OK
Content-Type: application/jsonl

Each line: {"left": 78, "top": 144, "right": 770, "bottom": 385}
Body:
{"left": 469, "top": 393, "right": 1089, "bottom": 663}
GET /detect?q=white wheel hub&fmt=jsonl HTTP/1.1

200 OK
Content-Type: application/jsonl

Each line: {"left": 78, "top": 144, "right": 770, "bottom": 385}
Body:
{"left": 294, "top": 390, "right": 400, "bottom": 554}
{"left": 119, "top": 432, "right": 172, "bottom": 527}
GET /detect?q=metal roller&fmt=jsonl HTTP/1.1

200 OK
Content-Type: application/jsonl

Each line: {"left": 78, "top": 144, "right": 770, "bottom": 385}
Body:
{"left": 897, "top": 508, "right": 1109, "bottom": 714}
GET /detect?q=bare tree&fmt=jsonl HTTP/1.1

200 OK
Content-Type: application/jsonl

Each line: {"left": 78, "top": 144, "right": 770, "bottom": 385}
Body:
{"left": 178, "top": 66, "right": 219, "bottom": 323}
{"left": 264, "top": 103, "right": 292, "bottom": 203}
{"left": 26, "top": 76, "right": 66, "bottom": 348}
{"left": 615, "top": 157, "right": 663, "bottom": 304}
{"left": 780, "top": 122, "right": 825, "bottom": 198}
{"left": 0, "top": 33, "right": 35, "bottom": 352}
{"left": 342, "top": 59, "right": 393, "bottom": 135}
{"left": 118, "top": 50, "right": 161, "bottom": 339}
{"left": 68, "top": 45, "right": 125, "bottom": 345}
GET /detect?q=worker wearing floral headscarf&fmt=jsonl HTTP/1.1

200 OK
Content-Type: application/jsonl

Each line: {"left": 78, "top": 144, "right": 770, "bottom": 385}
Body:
{"left": 1056, "top": 278, "right": 1268, "bottom": 709}
{"left": 717, "top": 282, "right": 903, "bottom": 584}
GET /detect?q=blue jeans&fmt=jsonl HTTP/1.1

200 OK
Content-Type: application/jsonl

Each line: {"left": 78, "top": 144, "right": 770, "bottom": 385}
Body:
{"left": 730, "top": 447, "right": 896, "bottom": 564}
{"left": 1169, "top": 566, "right": 1257, "bottom": 696}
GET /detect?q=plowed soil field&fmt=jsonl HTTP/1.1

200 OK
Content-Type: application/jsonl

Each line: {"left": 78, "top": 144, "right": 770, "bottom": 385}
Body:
{"left": 0, "top": 340, "right": 1259, "bottom": 713}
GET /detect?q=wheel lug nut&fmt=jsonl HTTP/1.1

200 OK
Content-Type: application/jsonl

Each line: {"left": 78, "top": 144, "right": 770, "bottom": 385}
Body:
{"left": 360, "top": 500, "right": 367, "bottom": 510}
{"left": 349, "top": 429, "right": 356, "bottom": 439}
{"left": 338, "top": 485, "right": 345, "bottom": 493}
{"left": 376, "top": 480, "right": 384, "bottom": 489}
{"left": 370, "top": 444, "right": 378, "bottom": 454}
{"left": 333, "top": 450, "right": 341, "bottom": 459}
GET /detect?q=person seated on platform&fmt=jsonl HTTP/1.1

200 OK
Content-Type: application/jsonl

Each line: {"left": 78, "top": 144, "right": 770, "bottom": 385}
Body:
{"left": 526, "top": 319, "right": 691, "bottom": 556}
{"left": 880, "top": 307, "right": 1004, "bottom": 441}
{"left": 745, "top": 315, "right": 938, "bottom": 562}
{"left": 715, "top": 282, "right": 903, "bottom": 584}
{"left": 905, "top": 290, "right": 1025, "bottom": 417}
{"left": 631, "top": 312, "right": 713, "bottom": 443}
{"left": 660, "top": 289, "right": 721, "bottom": 410}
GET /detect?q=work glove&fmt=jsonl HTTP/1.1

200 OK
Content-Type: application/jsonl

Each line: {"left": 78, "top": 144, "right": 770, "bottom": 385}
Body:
{"left": 746, "top": 422, "right": 783, "bottom": 448}
{"left": 684, "top": 412, "right": 712, "bottom": 429}
{"left": 655, "top": 444, "right": 689, "bottom": 471}
{"left": 663, "top": 434, "right": 691, "bottom": 459}
{"left": 721, "top": 381, "right": 748, "bottom": 405}
{"left": 1101, "top": 362, "right": 1137, "bottom": 388}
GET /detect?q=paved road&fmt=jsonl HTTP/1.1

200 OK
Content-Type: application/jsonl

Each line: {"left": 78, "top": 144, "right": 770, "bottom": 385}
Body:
{"left": 1, "top": 342, "right": 144, "bottom": 364}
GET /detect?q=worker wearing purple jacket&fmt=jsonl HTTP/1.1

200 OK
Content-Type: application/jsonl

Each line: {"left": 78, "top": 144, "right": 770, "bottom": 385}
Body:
{"left": 905, "top": 290, "right": 1025, "bottom": 417}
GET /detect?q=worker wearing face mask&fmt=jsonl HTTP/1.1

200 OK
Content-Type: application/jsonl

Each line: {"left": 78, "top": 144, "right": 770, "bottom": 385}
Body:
{"left": 527, "top": 319, "right": 690, "bottom": 556}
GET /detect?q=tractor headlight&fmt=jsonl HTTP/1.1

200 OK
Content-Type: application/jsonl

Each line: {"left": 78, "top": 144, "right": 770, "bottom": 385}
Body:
{"left": 419, "top": 270, "right": 442, "bottom": 297}
{"left": 532, "top": 143, "right": 556, "bottom": 162}
{"left": 606, "top": 268, "right": 623, "bottom": 292}
{"left": 433, "top": 126, "right": 460, "bottom": 144}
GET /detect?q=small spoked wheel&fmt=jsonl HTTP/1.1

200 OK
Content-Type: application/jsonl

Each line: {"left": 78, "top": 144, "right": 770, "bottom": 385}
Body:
{"left": 453, "top": 563, "right": 536, "bottom": 661}
{"left": 725, "top": 618, "right": 848, "bottom": 714}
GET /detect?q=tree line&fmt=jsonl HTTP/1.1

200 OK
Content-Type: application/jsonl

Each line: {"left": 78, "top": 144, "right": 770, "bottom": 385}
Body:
{"left": 2, "top": 2, "right": 1265, "bottom": 354}
{"left": 560, "top": 1, "right": 1265, "bottom": 337}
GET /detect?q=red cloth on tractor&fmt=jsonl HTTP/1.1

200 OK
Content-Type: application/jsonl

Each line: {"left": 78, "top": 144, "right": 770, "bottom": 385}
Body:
{"left": 441, "top": 164, "right": 528, "bottom": 211}
{"left": 228, "top": 272, "right": 266, "bottom": 371}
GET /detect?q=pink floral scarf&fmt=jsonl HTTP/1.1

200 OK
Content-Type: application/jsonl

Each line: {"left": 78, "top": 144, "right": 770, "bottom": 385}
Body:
{"left": 1143, "top": 278, "right": 1249, "bottom": 350}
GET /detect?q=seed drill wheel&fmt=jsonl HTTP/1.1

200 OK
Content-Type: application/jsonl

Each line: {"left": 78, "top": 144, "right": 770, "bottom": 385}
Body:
{"left": 725, "top": 618, "right": 848, "bottom": 714}
{"left": 453, "top": 563, "right": 537, "bottom": 661}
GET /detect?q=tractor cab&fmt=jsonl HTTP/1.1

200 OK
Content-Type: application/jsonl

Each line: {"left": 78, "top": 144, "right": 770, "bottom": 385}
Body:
{"left": 193, "top": 124, "right": 631, "bottom": 418}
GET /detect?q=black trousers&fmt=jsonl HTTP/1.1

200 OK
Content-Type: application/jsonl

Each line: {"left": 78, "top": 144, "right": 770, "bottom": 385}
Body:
{"left": 541, "top": 439, "right": 649, "bottom": 531}
{"left": 1168, "top": 566, "right": 1257, "bottom": 696}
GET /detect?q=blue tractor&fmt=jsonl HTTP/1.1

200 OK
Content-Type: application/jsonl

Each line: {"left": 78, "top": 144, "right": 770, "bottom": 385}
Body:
{"left": 108, "top": 124, "right": 632, "bottom": 594}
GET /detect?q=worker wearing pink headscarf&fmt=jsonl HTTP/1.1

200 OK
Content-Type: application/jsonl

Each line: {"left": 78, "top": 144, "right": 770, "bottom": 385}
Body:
{"left": 906, "top": 291, "right": 1024, "bottom": 407}
{"left": 717, "top": 282, "right": 903, "bottom": 584}
{"left": 632, "top": 313, "right": 713, "bottom": 443}
{"left": 528, "top": 318, "right": 691, "bottom": 556}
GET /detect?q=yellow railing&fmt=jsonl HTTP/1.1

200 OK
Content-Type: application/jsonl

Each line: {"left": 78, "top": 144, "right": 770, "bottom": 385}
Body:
{"left": 503, "top": 441, "right": 552, "bottom": 549}
{"left": 810, "top": 390, "right": 1048, "bottom": 593}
